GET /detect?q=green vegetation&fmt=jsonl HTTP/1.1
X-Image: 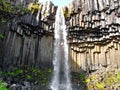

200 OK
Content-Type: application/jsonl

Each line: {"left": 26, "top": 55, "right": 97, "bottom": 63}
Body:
{"left": 0, "top": 0, "right": 13, "bottom": 25}
{"left": 16, "top": 5, "right": 30, "bottom": 14}
{"left": 95, "top": 83, "right": 104, "bottom": 90}
{"left": 0, "top": 0, "right": 30, "bottom": 14}
{"left": 72, "top": 73, "right": 86, "bottom": 85}
{"left": 7, "top": 67, "right": 24, "bottom": 76}
{"left": 28, "top": 3, "right": 41, "bottom": 14}
{"left": 63, "top": 9, "right": 71, "bottom": 19}
{"left": 86, "top": 69, "right": 120, "bottom": 90}
{"left": 1, "top": 18, "right": 6, "bottom": 24}
{"left": 23, "top": 8, "right": 30, "bottom": 14}
{"left": 0, "top": 66, "right": 52, "bottom": 85}
{"left": 0, "top": 0, "right": 13, "bottom": 13}
{"left": 72, "top": 69, "right": 120, "bottom": 90}
{"left": 0, "top": 0, "right": 31, "bottom": 25}
{"left": 0, "top": 81, "right": 8, "bottom": 90}
{"left": 0, "top": 33, "right": 4, "bottom": 39}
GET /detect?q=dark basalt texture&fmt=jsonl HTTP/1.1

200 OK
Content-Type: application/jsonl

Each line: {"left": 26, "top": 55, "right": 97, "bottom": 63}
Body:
{"left": 0, "top": 1, "right": 57, "bottom": 71}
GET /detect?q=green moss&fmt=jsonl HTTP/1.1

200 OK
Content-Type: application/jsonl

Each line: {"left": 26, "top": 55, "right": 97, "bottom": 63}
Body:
{"left": 0, "top": 0, "right": 13, "bottom": 23}
{"left": 95, "top": 83, "right": 104, "bottom": 89}
{"left": 79, "top": 73, "right": 85, "bottom": 79}
{"left": 26, "top": 75, "right": 32, "bottom": 80}
{"left": 17, "top": 5, "right": 30, "bottom": 14}
{"left": 85, "top": 78, "right": 90, "bottom": 83}
{"left": 105, "top": 78, "right": 112, "bottom": 85}
{"left": 23, "top": 8, "right": 30, "bottom": 14}
{"left": 112, "top": 76, "right": 118, "bottom": 83}
{"left": 0, "top": 0, "right": 31, "bottom": 22}
{"left": 85, "top": 69, "right": 120, "bottom": 90}
{"left": 63, "top": 10, "right": 71, "bottom": 18}
{"left": 0, "top": 33, "right": 4, "bottom": 39}
{"left": 0, "top": 81, "right": 8, "bottom": 90}
{"left": 0, "top": 0, "right": 13, "bottom": 13}
{"left": 31, "top": 4, "right": 40, "bottom": 10}
{"left": 117, "top": 71, "right": 120, "bottom": 79}
{"left": 0, "top": 67, "right": 52, "bottom": 86}
{"left": 28, "top": 3, "right": 41, "bottom": 14}
{"left": 48, "top": 68, "right": 52, "bottom": 73}
{"left": 1, "top": 18, "right": 6, "bottom": 24}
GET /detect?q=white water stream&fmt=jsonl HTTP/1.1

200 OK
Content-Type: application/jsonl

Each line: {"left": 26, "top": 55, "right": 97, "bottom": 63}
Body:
{"left": 50, "top": 7, "right": 72, "bottom": 90}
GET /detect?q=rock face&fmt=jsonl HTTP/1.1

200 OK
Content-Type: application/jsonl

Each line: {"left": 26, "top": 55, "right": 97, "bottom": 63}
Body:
{"left": 0, "top": 1, "right": 57, "bottom": 71}
{"left": 66, "top": 0, "right": 120, "bottom": 72}
{"left": 0, "top": 0, "right": 120, "bottom": 73}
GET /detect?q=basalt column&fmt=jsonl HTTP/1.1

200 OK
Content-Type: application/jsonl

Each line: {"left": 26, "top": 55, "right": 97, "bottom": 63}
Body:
{"left": 64, "top": 0, "right": 120, "bottom": 72}
{"left": 0, "top": 1, "right": 57, "bottom": 70}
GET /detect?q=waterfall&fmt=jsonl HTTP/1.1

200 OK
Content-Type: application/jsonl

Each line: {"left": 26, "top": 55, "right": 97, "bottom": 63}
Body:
{"left": 50, "top": 7, "right": 72, "bottom": 90}
{"left": 46, "top": 0, "right": 51, "bottom": 13}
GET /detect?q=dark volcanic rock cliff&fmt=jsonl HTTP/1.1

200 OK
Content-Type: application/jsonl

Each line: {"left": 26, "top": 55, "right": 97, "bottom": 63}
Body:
{"left": 0, "top": 0, "right": 57, "bottom": 71}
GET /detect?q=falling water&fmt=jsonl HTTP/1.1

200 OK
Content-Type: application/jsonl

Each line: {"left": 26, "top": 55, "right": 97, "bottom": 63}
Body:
{"left": 50, "top": 7, "right": 72, "bottom": 90}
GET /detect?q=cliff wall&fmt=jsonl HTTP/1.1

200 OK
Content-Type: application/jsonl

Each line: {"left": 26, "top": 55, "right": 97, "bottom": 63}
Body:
{"left": 0, "top": 0, "right": 57, "bottom": 71}
{"left": 0, "top": 0, "right": 120, "bottom": 73}
{"left": 64, "top": 0, "right": 120, "bottom": 72}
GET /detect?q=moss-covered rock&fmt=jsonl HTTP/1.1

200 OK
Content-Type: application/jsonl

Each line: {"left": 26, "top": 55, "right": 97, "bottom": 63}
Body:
{"left": 86, "top": 68, "right": 120, "bottom": 90}
{"left": 71, "top": 68, "right": 120, "bottom": 90}
{"left": 62, "top": 7, "right": 71, "bottom": 19}
{"left": 0, "top": 66, "right": 52, "bottom": 86}
{"left": 0, "top": 80, "right": 8, "bottom": 90}
{"left": 28, "top": 3, "right": 41, "bottom": 14}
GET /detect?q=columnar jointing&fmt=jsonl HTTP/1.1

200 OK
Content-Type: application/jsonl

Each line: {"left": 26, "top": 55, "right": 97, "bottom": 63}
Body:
{"left": 65, "top": 0, "right": 120, "bottom": 72}
{"left": 50, "top": 7, "right": 72, "bottom": 90}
